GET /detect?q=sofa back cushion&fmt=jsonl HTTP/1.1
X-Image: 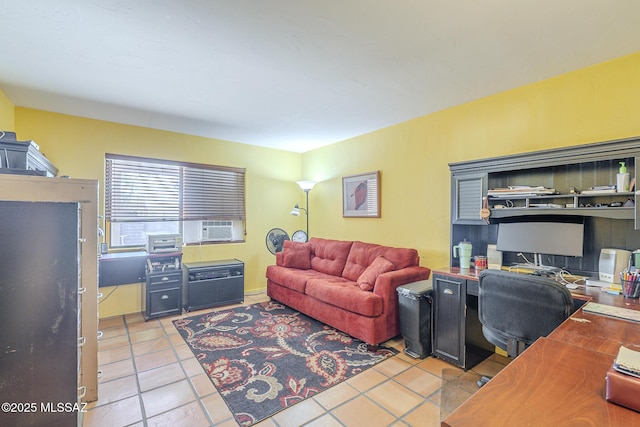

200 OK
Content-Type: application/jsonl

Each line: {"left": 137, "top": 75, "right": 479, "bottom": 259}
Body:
{"left": 342, "top": 241, "right": 420, "bottom": 281}
{"left": 309, "top": 237, "right": 353, "bottom": 276}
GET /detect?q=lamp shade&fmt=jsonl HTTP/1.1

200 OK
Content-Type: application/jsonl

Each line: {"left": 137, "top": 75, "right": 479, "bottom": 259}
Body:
{"left": 296, "top": 181, "right": 316, "bottom": 191}
{"left": 290, "top": 204, "right": 301, "bottom": 216}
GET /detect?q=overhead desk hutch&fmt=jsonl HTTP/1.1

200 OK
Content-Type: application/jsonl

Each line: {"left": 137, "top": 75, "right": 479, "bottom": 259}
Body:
{"left": 449, "top": 136, "right": 640, "bottom": 271}
{"left": 432, "top": 137, "right": 640, "bottom": 370}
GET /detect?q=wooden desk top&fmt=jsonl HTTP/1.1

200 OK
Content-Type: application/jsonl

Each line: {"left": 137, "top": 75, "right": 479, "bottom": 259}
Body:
{"left": 440, "top": 267, "right": 640, "bottom": 426}
{"left": 549, "top": 310, "right": 640, "bottom": 356}
{"left": 441, "top": 338, "right": 636, "bottom": 427}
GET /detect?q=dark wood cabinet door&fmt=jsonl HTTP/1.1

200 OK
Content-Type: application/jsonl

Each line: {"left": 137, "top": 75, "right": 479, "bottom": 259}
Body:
{"left": 0, "top": 201, "right": 79, "bottom": 427}
{"left": 432, "top": 274, "right": 465, "bottom": 366}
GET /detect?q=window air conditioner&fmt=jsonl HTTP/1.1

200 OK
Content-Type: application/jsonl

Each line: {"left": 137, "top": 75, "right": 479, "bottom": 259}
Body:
{"left": 201, "top": 220, "right": 233, "bottom": 241}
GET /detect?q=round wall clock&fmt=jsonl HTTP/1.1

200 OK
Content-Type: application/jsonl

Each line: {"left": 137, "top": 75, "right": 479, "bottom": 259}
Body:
{"left": 292, "top": 230, "right": 308, "bottom": 242}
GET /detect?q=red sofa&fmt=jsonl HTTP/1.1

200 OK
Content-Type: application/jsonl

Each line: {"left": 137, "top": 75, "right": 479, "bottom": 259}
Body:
{"left": 266, "top": 237, "right": 431, "bottom": 345}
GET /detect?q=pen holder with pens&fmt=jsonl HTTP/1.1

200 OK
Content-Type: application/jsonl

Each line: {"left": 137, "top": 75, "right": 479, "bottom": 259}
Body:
{"left": 621, "top": 271, "right": 640, "bottom": 298}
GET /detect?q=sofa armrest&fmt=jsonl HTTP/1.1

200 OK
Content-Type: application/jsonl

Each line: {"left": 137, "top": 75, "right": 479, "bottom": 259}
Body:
{"left": 373, "top": 266, "right": 432, "bottom": 307}
{"left": 275, "top": 251, "right": 284, "bottom": 266}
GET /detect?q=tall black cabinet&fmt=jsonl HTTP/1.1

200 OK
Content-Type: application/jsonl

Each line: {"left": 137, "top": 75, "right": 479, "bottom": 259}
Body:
{"left": 1, "top": 202, "right": 78, "bottom": 426}
{"left": 0, "top": 176, "right": 99, "bottom": 427}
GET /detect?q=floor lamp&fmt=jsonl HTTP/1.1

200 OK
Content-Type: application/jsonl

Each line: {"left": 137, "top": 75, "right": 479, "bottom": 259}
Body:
{"left": 290, "top": 180, "right": 316, "bottom": 241}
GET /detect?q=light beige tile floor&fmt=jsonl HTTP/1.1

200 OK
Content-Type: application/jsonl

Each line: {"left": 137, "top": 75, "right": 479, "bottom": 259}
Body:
{"left": 83, "top": 292, "right": 508, "bottom": 427}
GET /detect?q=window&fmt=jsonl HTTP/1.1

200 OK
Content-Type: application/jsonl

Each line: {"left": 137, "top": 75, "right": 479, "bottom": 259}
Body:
{"left": 105, "top": 154, "right": 245, "bottom": 248}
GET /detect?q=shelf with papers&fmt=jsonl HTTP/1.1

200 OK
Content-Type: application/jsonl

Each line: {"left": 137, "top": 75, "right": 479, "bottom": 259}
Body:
{"left": 488, "top": 191, "right": 635, "bottom": 220}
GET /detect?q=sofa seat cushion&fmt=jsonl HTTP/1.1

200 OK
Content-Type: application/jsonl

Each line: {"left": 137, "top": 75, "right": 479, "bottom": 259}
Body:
{"left": 342, "top": 241, "right": 420, "bottom": 281}
{"left": 305, "top": 278, "right": 383, "bottom": 317}
{"left": 266, "top": 265, "right": 328, "bottom": 294}
{"left": 309, "top": 237, "right": 353, "bottom": 276}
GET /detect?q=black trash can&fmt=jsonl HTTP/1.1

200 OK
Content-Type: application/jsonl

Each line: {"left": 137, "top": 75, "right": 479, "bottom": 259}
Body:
{"left": 396, "top": 279, "right": 433, "bottom": 359}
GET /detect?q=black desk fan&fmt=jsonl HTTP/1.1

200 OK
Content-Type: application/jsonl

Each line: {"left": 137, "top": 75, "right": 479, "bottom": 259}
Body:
{"left": 265, "top": 228, "right": 290, "bottom": 254}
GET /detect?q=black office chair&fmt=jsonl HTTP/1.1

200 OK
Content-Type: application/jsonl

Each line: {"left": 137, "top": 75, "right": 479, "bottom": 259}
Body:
{"left": 476, "top": 269, "right": 573, "bottom": 387}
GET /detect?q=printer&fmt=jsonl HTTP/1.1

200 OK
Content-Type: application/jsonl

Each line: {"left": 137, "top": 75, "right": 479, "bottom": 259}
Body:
{"left": 145, "top": 233, "right": 182, "bottom": 254}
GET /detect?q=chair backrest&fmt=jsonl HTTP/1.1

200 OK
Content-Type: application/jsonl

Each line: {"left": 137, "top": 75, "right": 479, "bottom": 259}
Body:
{"left": 478, "top": 269, "right": 573, "bottom": 358}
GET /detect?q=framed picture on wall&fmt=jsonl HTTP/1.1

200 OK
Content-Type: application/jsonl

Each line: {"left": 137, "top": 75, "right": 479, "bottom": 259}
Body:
{"left": 342, "top": 171, "right": 380, "bottom": 217}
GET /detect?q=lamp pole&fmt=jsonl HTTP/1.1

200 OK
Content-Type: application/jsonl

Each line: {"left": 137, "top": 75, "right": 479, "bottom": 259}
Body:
{"left": 304, "top": 188, "right": 310, "bottom": 240}
{"left": 296, "top": 181, "right": 316, "bottom": 242}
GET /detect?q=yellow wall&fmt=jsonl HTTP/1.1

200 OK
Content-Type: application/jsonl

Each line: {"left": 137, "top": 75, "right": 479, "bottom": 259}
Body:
{"left": 13, "top": 110, "right": 304, "bottom": 316}
{"left": 303, "top": 52, "right": 640, "bottom": 270}
{"left": 0, "top": 89, "right": 15, "bottom": 131}
{"left": 6, "top": 52, "right": 640, "bottom": 316}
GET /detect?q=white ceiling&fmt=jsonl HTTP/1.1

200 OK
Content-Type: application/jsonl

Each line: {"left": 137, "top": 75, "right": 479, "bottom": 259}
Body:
{"left": 1, "top": 1, "right": 640, "bottom": 153}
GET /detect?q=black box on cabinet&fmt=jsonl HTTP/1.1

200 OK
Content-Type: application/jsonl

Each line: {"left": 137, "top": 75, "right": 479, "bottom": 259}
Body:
{"left": 0, "top": 140, "right": 58, "bottom": 176}
{"left": 183, "top": 259, "right": 244, "bottom": 312}
{"left": 0, "top": 130, "right": 17, "bottom": 140}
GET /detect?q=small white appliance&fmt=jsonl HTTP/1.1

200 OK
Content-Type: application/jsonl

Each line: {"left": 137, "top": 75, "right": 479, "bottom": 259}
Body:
{"left": 487, "top": 244, "right": 503, "bottom": 270}
{"left": 586, "top": 248, "right": 631, "bottom": 287}
{"left": 145, "top": 233, "right": 182, "bottom": 253}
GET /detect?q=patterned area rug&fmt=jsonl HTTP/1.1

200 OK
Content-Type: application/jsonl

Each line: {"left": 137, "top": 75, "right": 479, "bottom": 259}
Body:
{"left": 173, "top": 301, "right": 398, "bottom": 426}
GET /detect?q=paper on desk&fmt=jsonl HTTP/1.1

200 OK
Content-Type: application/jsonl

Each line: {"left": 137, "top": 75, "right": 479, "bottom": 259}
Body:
{"left": 614, "top": 346, "right": 640, "bottom": 378}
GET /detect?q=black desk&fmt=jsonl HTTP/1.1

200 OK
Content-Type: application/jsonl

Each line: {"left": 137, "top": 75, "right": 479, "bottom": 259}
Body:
{"left": 98, "top": 251, "right": 147, "bottom": 287}
{"left": 98, "top": 251, "right": 183, "bottom": 287}
{"left": 432, "top": 267, "right": 595, "bottom": 370}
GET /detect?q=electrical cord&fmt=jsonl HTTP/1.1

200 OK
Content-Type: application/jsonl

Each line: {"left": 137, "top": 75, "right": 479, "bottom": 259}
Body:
{"left": 517, "top": 252, "right": 532, "bottom": 264}
{"left": 555, "top": 270, "right": 586, "bottom": 289}
{"left": 97, "top": 285, "right": 119, "bottom": 303}
{"left": 506, "top": 252, "right": 586, "bottom": 289}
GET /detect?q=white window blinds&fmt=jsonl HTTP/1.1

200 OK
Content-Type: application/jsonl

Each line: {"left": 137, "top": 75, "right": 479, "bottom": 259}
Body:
{"left": 105, "top": 154, "right": 245, "bottom": 222}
